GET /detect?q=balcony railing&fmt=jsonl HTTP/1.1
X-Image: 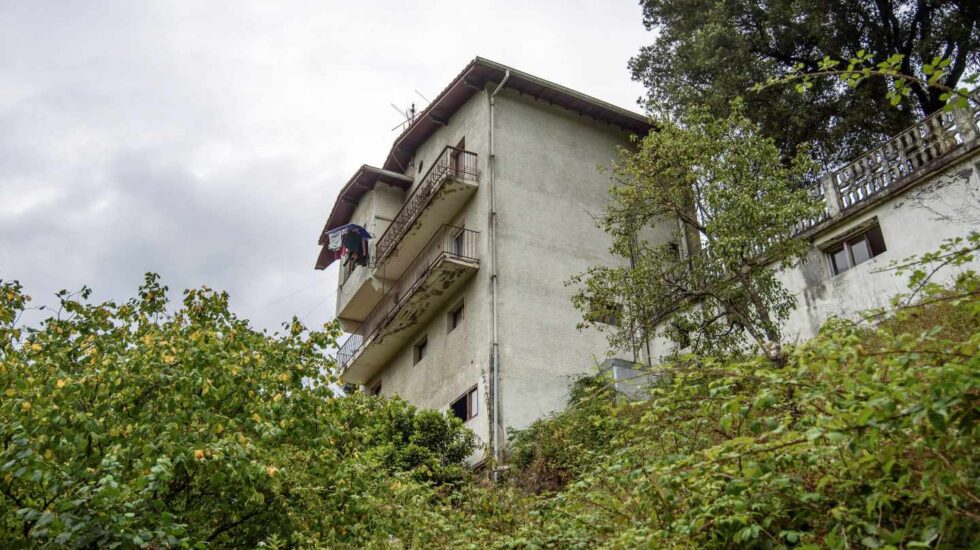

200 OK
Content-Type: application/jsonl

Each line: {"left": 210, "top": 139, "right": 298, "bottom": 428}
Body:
{"left": 375, "top": 145, "right": 478, "bottom": 265}
{"left": 337, "top": 224, "right": 479, "bottom": 371}
{"left": 798, "top": 95, "right": 979, "bottom": 232}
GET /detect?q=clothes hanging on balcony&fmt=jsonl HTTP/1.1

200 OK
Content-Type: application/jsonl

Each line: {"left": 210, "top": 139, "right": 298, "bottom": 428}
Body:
{"left": 327, "top": 223, "right": 373, "bottom": 250}
{"left": 326, "top": 223, "right": 372, "bottom": 268}
{"left": 342, "top": 230, "right": 370, "bottom": 267}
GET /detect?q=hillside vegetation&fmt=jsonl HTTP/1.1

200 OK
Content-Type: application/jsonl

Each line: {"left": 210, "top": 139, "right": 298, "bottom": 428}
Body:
{"left": 2, "top": 270, "right": 977, "bottom": 548}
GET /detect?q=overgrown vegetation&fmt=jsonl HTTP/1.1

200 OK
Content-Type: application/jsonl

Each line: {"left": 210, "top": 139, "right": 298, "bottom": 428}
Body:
{"left": 0, "top": 275, "right": 473, "bottom": 547}
{"left": 3, "top": 259, "right": 978, "bottom": 548}
{"left": 411, "top": 269, "right": 980, "bottom": 549}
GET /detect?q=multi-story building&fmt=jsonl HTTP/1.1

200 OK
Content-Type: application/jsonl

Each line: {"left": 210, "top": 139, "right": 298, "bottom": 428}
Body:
{"left": 315, "top": 57, "right": 980, "bottom": 466}
{"left": 315, "top": 58, "right": 656, "bottom": 464}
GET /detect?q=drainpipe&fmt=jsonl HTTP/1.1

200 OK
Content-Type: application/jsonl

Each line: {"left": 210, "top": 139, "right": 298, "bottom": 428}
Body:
{"left": 488, "top": 70, "right": 509, "bottom": 472}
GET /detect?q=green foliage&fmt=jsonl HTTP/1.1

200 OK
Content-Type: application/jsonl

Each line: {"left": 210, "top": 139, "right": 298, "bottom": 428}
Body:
{"left": 630, "top": 0, "right": 980, "bottom": 163}
{"left": 763, "top": 52, "right": 978, "bottom": 113}
{"left": 571, "top": 103, "right": 820, "bottom": 362}
{"left": 0, "top": 274, "right": 474, "bottom": 548}
{"left": 406, "top": 272, "right": 980, "bottom": 548}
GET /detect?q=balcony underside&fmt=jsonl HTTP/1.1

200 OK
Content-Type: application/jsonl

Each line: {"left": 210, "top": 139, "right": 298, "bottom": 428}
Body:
{"left": 336, "top": 275, "right": 384, "bottom": 332}
{"left": 340, "top": 255, "right": 479, "bottom": 385}
{"left": 377, "top": 177, "right": 478, "bottom": 280}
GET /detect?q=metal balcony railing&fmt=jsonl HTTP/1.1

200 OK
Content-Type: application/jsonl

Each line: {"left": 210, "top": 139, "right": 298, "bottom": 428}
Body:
{"left": 337, "top": 225, "right": 479, "bottom": 371}
{"left": 375, "top": 145, "right": 478, "bottom": 265}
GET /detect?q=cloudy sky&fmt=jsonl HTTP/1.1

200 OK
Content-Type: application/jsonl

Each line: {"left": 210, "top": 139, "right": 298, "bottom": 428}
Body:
{"left": 0, "top": 0, "right": 651, "bottom": 333}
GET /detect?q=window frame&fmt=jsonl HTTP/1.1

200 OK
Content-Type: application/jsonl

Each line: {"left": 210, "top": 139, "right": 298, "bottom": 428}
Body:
{"left": 447, "top": 299, "right": 464, "bottom": 333}
{"left": 450, "top": 385, "right": 479, "bottom": 422}
{"left": 825, "top": 221, "right": 887, "bottom": 276}
{"left": 413, "top": 334, "right": 428, "bottom": 365}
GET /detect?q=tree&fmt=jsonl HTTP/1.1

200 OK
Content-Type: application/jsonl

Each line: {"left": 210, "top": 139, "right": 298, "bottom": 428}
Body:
{"left": 0, "top": 274, "right": 474, "bottom": 547}
{"left": 571, "top": 103, "right": 821, "bottom": 364}
{"left": 629, "top": 0, "right": 980, "bottom": 163}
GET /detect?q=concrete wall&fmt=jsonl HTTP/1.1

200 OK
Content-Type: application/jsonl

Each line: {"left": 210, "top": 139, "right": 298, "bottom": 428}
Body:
{"left": 336, "top": 182, "right": 405, "bottom": 311}
{"left": 491, "top": 89, "right": 672, "bottom": 432}
{"left": 779, "top": 152, "right": 980, "bottom": 343}
{"left": 359, "top": 91, "right": 494, "bottom": 456}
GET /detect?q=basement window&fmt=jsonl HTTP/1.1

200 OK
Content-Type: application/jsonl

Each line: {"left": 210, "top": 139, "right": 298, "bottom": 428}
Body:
{"left": 448, "top": 300, "right": 464, "bottom": 333}
{"left": 827, "top": 223, "right": 887, "bottom": 275}
{"left": 413, "top": 335, "right": 428, "bottom": 364}
{"left": 450, "top": 386, "right": 478, "bottom": 422}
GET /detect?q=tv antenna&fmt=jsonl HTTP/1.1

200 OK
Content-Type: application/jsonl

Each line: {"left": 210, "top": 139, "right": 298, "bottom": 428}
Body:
{"left": 389, "top": 91, "right": 432, "bottom": 132}
{"left": 390, "top": 102, "right": 418, "bottom": 131}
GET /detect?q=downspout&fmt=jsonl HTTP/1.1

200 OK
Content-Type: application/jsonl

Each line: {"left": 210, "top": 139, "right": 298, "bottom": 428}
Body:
{"left": 488, "top": 70, "right": 510, "bottom": 471}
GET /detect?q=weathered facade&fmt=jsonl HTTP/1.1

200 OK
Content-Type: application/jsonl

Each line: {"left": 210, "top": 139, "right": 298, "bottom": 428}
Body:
{"left": 315, "top": 57, "right": 980, "bottom": 465}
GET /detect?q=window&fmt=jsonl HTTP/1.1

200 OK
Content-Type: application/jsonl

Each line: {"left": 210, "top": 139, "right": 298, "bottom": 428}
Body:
{"left": 448, "top": 300, "right": 464, "bottom": 332}
{"left": 827, "top": 223, "right": 887, "bottom": 275}
{"left": 451, "top": 227, "right": 465, "bottom": 256}
{"left": 589, "top": 298, "right": 621, "bottom": 326}
{"left": 450, "top": 137, "right": 465, "bottom": 176}
{"left": 367, "top": 380, "right": 382, "bottom": 396}
{"left": 418, "top": 160, "right": 424, "bottom": 175}
{"left": 450, "top": 386, "right": 478, "bottom": 422}
{"left": 413, "top": 335, "right": 428, "bottom": 364}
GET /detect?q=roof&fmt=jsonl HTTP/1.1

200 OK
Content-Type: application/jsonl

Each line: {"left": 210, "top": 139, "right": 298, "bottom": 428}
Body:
{"left": 315, "top": 57, "right": 652, "bottom": 269}
{"left": 317, "top": 165, "right": 413, "bottom": 246}
{"left": 381, "top": 57, "right": 652, "bottom": 173}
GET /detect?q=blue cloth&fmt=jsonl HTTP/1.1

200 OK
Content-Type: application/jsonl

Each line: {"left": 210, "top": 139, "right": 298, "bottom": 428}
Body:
{"left": 327, "top": 223, "right": 373, "bottom": 250}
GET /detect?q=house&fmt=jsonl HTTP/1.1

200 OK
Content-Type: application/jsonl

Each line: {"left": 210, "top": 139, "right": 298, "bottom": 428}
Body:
{"left": 315, "top": 57, "right": 980, "bottom": 466}
{"left": 314, "top": 58, "right": 658, "bottom": 465}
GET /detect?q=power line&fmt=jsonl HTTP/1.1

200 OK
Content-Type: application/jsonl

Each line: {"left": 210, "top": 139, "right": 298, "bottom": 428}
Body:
{"left": 243, "top": 278, "right": 330, "bottom": 316}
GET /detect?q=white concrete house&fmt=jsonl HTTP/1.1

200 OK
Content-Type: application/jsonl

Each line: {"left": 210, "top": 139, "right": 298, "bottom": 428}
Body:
{"left": 315, "top": 57, "right": 980, "bottom": 466}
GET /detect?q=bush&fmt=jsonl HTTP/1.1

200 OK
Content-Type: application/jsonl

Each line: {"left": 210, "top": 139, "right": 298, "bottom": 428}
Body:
{"left": 0, "top": 275, "right": 473, "bottom": 548}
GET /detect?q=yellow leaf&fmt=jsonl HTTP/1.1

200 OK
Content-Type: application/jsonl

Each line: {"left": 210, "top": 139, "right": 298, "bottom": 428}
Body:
{"left": 267, "top": 466, "right": 278, "bottom": 477}
{"left": 252, "top": 413, "right": 261, "bottom": 422}
{"left": 56, "top": 379, "right": 66, "bottom": 389}
{"left": 194, "top": 449, "right": 205, "bottom": 460}
{"left": 4, "top": 388, "right": 15, "bottom": 397}
{"left": 30, "top": 343, "right": 42, "bottom": 352}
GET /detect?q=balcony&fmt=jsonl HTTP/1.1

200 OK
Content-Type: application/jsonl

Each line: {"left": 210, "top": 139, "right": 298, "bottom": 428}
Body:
{"left": 375, "top": 145, "right": 478, "bottom": 280}
{"left": 337, "top": 225, "right": 480, "bottom": 384}
{"left": 797, "top": 96, "right": 979, "bottom": 234}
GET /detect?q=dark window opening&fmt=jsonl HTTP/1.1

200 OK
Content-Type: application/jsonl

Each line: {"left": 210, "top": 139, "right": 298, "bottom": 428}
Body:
{"left": 368, "top": 380, "right": 382, "bottom": 396}
{"left": 451, "top": 227, "right": 465, "bottom": 256}
{"left": 450, "top": 386, "right": 478, "bottom": 422}
{"left": 418, "top": 160, "right": 424, "bottom": 175}
{"left": 450, "top": 137, "right": 466, "bottom": 176}
{"left": 828, "top": 223, "right": 887, "bottom": 276}
{"left": 448, "top": 300, "right": 464, "bottom": 332}
{"left": 590, "top": 299, "right": 621, "bottom": 327}
{"left": 413, "top": 335, "right": 428, "bottom": 364}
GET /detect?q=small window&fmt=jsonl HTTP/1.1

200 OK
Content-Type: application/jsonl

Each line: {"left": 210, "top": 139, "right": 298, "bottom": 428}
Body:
{"left": 448, "top": 300, "right": 464, "bottom": 332}
{"left": 827, "top": 223, "right": 887, "bottom": 275}
{"left": 413, "top": 335, "right": 428, "bottom": 364}
{"left": 450, "top": 386, "right": 478, "bottom": 422}
{"left": 418, "top": 160, "right": 424, "bottom": 175}
{"left": 589, "top": 298, "right": 621, "bottom": 326}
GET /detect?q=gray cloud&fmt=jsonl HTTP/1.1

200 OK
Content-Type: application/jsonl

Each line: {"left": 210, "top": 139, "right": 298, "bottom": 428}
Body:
{"left": 0, "top": 0, "right": 649, "bottom": 332}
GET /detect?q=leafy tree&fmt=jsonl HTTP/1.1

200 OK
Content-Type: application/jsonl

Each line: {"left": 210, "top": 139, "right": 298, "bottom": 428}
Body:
{"left": 571, "top": 103, "right": 820, "bottom": 364}
{"left": 629, "top": 0, "right": 980, "bottom": 163}
{"left": 0, "top": 274, "right": 474, "bottom": 548}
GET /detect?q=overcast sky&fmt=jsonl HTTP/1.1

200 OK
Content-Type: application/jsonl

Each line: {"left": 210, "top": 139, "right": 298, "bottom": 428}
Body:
{"left": 0, "top": 0, "right": 651, "bottom": 333}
